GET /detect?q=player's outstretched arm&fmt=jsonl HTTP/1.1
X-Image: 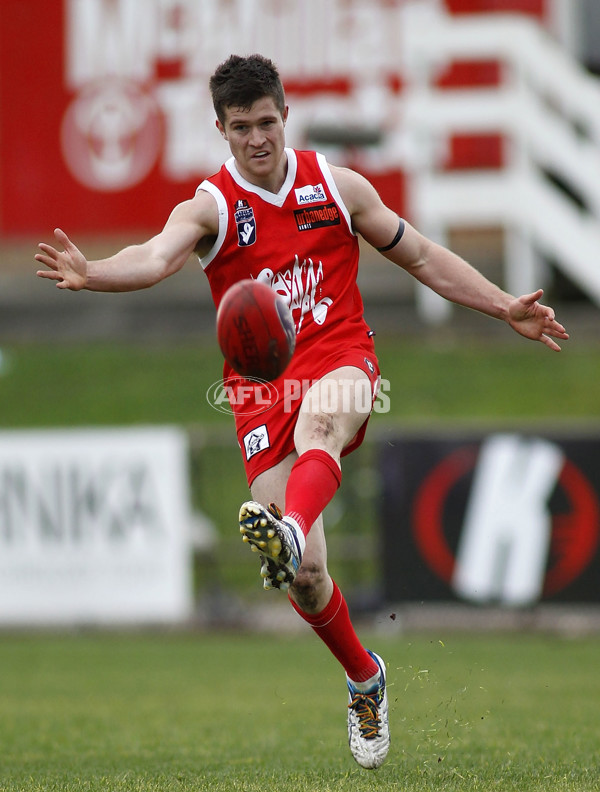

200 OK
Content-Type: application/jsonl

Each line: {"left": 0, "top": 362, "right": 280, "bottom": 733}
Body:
{"left": 35, "top": 192, "right": 218, "bottom": 293}
{"left": 391, "top": 228, "right": 569, "bottom": 351}
{"left": 36, "top": 227, "right": 183, "bottom": 292}
{"left": 334, "top": 166, "right": 569, "bottom": 351}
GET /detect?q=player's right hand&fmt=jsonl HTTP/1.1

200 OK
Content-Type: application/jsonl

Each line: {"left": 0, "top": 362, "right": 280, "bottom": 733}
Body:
{"left": 35, "top": 228, "right": 88, "bottom": 290}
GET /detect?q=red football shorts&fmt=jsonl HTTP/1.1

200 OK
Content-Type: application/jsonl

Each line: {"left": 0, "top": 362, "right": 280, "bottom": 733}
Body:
{"left": 226, "top": 343, "right": 381, "bottom": 486}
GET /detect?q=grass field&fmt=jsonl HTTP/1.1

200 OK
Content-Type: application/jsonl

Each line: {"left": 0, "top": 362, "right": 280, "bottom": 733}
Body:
{"left": 2, "top": 630, "right": 600, "bottom": 791}
{"left": 0, "top": 335, "right": 598, "bottom": 428}
{"left": 1, "top": 337, "right": 599, "bottom": 790}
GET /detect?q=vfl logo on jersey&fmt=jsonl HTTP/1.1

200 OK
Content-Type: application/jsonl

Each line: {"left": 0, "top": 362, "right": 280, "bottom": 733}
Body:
{"left": 294, "top": 203, "right": 340, "bottom": 232}
{"left": 295, "top": 182, "right": 326, "bottom": 205}
{"left": 234, "top": 199, "right": 256, "bottom": 247}
{"left": 243, "top": 423, "right": 270, "bottom": 460}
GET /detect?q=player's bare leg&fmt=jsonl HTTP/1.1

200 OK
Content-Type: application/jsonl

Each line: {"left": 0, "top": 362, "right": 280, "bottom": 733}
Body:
{"left": 294, "top": 365, "right": 374, "bottom": 462}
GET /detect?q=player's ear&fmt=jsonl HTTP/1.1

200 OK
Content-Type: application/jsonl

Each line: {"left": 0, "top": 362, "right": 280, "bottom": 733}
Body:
{"left": 283, "top": 105, "right": 289, "bottom": 125}
{"left": 216, "top": 119, "right": 227, "bottom": 140}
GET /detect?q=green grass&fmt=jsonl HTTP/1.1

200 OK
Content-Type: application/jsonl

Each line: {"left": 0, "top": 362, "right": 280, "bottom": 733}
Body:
{"left": 375, "top": 338, "right": 600, "bottom": 421}
{"left": 1, "top": 338, "right": 599, "bottom": 789}
{"left": 1, "top": 631, "right": 599, "bottom": 791}
{"left": 0, "top": 335, "right": 598, "bottom": 429}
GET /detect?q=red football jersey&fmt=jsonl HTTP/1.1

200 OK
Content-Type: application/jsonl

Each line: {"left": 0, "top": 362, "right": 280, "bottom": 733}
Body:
{"left": 198, "top": 148, "right": 374, "bottom": 374}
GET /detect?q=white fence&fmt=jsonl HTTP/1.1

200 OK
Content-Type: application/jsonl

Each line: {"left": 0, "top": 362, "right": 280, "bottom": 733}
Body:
{"left": 398, "top": 5, "right": 600, "bottom": 321}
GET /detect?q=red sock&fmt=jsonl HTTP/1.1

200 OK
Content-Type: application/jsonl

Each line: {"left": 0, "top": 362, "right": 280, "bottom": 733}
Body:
{"left": 289, "top": 581, "right": 379, "bottom": 682}
{"left": 284, "top": 449, "right": 341, "bottom": 538}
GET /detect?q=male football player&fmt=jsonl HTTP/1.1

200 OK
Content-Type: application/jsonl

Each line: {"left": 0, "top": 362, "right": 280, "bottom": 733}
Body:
{"left": 36, "top": 54, "right": 568, "bottom": 769}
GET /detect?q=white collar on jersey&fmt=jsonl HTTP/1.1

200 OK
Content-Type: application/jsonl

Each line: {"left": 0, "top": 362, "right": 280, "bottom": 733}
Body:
{"left": 225, "top": 147, "right": 297, "bottom": 207}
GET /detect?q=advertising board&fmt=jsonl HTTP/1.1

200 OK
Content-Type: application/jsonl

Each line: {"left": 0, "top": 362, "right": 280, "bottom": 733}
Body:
{"left": 0, "top": 427, "right": 193, "bottom": 624}
{"left": 380, "top": 432, "right": 600, "bottom": 606}
{"left": 0, "top": 0, "right": 408, "bottom": 235}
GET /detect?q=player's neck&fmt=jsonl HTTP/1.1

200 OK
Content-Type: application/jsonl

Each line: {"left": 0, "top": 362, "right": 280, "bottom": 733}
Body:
{"left": 235, "top": 150, "right": 289, "bottom": 195}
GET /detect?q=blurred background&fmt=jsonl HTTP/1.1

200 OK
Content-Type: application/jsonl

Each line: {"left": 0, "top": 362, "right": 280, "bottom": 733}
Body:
{"left": 1, "top": 0, "right": 600, "bottom": 632}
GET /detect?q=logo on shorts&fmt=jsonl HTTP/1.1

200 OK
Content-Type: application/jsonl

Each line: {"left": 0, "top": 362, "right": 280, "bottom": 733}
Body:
{"left": 243, "top": 424, "right": 270, "bottom": 460}
{"left": 295, "top": 183, "right": 327, "bottom": 205}
{"left": 294, "top": 203, "right": 340, "bottom": 232}
{"left": 234, "top": 199, "right": 256, "bottom": 246}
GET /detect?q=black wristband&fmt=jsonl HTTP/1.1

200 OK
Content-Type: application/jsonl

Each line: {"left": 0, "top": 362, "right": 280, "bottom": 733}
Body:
{"left": 376, "top": 218, "right": 405, "bottom": 252}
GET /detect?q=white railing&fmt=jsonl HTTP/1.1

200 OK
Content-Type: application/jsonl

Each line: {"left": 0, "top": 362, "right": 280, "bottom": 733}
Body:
{"left": 398, "top": 5, "right": 600, "bottom": 321}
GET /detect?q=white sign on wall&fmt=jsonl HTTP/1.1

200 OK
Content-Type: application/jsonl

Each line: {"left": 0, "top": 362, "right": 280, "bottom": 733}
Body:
{"left": 62, "top": 0, "right": 411, "bottom": 187}
{"left": 0, "top": 427, "right": 194, "bottom": 625}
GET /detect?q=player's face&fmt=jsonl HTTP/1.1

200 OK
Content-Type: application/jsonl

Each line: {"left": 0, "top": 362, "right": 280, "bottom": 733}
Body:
{"left": 218, "top": 96, "right": 289, "bottom": 192}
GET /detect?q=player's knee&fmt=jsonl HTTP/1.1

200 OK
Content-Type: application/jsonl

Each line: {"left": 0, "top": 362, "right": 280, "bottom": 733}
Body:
{"left": 291, "top": 562, "right": 328, "bottom": 611}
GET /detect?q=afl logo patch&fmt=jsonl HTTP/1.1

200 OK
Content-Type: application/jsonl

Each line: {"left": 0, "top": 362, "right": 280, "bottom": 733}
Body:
{"left": 234, "top": 199, "right": 256, "bottom": 247}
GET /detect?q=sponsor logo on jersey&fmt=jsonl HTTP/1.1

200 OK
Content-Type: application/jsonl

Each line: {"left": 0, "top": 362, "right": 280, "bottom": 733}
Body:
{"left": 294, "top": 182, "right": 327, "bottom": 205}
{"left": 243, "top": 424, "right": 270, "bottom": 460}
{"left": 234, "top": 199, "right": 256, "bottom": 246}
{"left": 294, "top": 202, "right": 340, "bottom": 232}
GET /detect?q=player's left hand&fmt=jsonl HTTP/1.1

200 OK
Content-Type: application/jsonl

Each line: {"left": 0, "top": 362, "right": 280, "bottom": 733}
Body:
{"left": 507, "top": 289, "right": 569, "bottom": 351}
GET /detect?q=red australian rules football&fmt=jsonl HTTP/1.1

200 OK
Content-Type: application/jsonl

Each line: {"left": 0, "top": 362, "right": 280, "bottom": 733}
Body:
{"left": 216, "top": 279, "right": 296, "bottom": 381}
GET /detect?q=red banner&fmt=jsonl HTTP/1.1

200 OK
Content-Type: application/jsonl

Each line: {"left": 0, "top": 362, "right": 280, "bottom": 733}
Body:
{"left": 0, "top": 1, "right": 201, "bottom": 235}
{"left": 1, "top": 0, "right": 549, "bottom": 237}
{"left": 0, "top": 0, "right": 453, "bottom": 237}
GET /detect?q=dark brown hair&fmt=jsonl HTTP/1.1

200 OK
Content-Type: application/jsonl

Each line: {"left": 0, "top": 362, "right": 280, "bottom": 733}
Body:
{"left": 209, "top": 54, "right": 286, "bottom": 124}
